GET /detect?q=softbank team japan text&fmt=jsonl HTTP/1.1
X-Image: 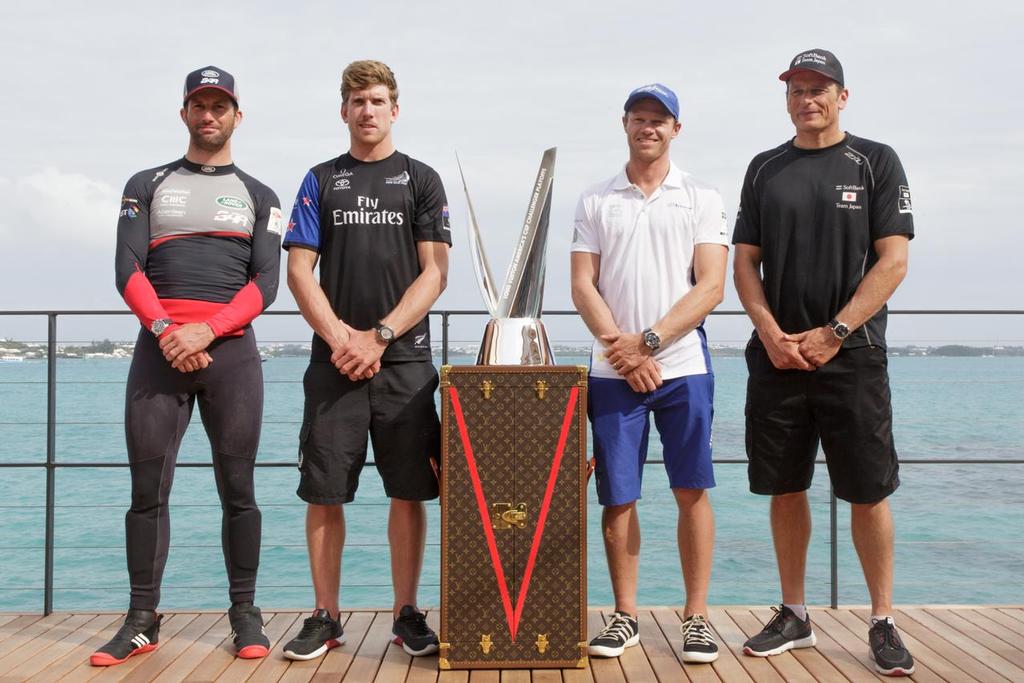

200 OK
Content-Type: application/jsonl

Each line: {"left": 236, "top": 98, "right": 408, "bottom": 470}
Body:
{"left": 332, "top": 195, "right": 405, "bottom": 226}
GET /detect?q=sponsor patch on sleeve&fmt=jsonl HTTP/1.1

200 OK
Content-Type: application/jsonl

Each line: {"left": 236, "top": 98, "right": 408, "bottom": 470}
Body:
{"left": 267, "top": 207, "right": 284, "bottom": 235}
{"left": 897, "top": 185, "right": 913, "bottom": 214}
{"left": 120, "top": 197, "right": 141, "bottom": 219}
{"left": 441, "top": 204, "right": 451, "bottom": 231}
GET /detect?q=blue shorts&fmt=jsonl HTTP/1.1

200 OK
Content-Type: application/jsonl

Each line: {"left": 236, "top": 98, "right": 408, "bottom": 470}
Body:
{"left": 589, "top": 374, "right": 716, "bottom": 506}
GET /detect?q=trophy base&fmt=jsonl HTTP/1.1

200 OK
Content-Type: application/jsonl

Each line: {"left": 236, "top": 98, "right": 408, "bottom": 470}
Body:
{"left": 476, "top": 318, "right": 556, "bottom": 366}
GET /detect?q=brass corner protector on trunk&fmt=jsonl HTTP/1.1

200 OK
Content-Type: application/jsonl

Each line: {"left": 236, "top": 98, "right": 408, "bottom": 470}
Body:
{"left": 439, "top": 643, "right": 451, "bottom": 669}
{"left": 440, "top": 365, "right": 452, "bottom": 387}
{"left": 577, "top": 642, "right": 588, "bottom": 668}
{"left": 575, "top": 365, "right": 588, "bottom": 386}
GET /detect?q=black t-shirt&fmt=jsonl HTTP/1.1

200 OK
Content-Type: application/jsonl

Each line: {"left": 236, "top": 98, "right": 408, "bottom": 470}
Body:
{"left": 732, "top": 133, "right": 914, "bottom": 349}
{"left": 283, "top": 151, "right": 452, "bottom": 362}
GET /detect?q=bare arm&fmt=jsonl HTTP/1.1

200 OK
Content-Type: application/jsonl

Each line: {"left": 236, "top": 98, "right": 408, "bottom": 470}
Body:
{"left": 734, "top": 243, "right": 813, "bottom": 370}
{"left": 795, "top": 234, "right": 910, "bottom": 365}
{"left": 570, "top": 251, "right": 620, "bottom": 340}
{"left": 334, "top": 241, "right": 450, "bottom": 377}
{"left": 287, "top": 247, "right": 353, "bottom": 362}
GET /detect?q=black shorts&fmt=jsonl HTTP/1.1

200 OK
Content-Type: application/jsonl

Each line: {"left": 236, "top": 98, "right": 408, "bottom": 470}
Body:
{"left": 297, "top": 360, "right": 440, "bottom": 504}
{"left": 744, "top": 344, "right": 900, "bottom": 504}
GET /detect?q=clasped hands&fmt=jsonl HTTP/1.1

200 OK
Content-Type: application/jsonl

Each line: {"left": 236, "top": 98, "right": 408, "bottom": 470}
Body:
{"left": 330, "top": 325, "right": 385, "bottom": 381}
{"left": 762, "top": 325, "right": 843, "bottom": 371}
{"left": 159, "top": 323, "right": 215, "bottom": 373}
{"left": 601, "top": 332, "right": 662, "bottom": 394}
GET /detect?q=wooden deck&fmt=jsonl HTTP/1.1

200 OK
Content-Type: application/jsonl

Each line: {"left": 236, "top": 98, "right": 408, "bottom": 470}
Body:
{"left": 1, "top": 606, "right": 1023, "bottom": 682}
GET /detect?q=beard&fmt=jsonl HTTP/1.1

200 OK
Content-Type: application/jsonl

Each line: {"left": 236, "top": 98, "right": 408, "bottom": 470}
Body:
{"left": 189, "top": 122, "right": 234, "bottom": 152}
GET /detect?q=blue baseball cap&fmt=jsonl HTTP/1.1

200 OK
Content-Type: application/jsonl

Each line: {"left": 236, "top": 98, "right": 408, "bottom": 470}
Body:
{"left": 183, "top": 66, "right": 239, "bottom": 106}
{"left": 623, "top": 83, "right": 679, "bottom": 119}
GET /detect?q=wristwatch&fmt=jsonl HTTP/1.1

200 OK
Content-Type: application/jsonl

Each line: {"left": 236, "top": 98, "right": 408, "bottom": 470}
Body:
{"left": 827, "top": 318, "right": 851, "bottom": 340}
{"left": 374, "top": 323, "right": 395, "bottom": 345}
{"left": 641, "top": 327, "right": 661, "bottom": 351}
{"left": 150, "top": 318, "right": 173, "bottom": 337}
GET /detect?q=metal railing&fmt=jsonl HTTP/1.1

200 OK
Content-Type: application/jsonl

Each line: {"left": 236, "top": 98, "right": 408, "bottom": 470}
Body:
{"left": 1, "top": 308, "right": 1022, "bottom": 614}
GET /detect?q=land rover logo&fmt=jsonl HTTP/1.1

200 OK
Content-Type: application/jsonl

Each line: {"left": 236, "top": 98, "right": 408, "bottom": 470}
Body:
{"left": 201, "top": 69, "right": 220, "bottom": 78}
{"left": 216, "top": 196, "right": 249, "bottom": 210}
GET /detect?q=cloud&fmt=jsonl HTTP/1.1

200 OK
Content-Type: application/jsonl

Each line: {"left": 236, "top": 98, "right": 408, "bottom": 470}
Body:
{"left": 0, "top": 168, "right": 117, "bottom": 250}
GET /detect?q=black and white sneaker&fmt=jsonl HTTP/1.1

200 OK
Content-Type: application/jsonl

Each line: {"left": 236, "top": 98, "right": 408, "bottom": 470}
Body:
{"left": 282, "top": 609, "right": 345, "bottom": 661}
{"left": 680, "top": 614, "right": 719, "bottom": 663}
{"left": 90, "top": 609, "right": 161, "bottom": 666}
{"left": 588, "top": 611, "right": 640, "bottom": 658}
{"left": 229, "top": 602, "right": 270, "bottom": 659}
{"left": 392, "top": 605, "right": 439, "bottom": 656}
{"left": 743, "top": 605, "right": 817, "bottom": 657}
{"left": 869, "top": 617, "right": 915, "bottom": 676}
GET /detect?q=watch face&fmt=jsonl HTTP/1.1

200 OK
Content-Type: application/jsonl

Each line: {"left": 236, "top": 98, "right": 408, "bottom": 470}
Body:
{"left": 643, "top": 330, "right": 660, "bottom": 350}
{"left": 377, "top": 325, "right": 394, "bottom": 342}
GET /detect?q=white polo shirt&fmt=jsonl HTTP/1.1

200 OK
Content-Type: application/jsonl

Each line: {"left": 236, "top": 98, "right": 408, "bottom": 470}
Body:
{"left": 570, "top": 163, "right": 729, "bottom": 380}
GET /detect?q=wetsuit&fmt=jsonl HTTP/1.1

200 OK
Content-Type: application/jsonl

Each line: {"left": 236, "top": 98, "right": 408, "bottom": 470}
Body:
{"left": 115, "top": 158, "right": 282, "bottom": 609}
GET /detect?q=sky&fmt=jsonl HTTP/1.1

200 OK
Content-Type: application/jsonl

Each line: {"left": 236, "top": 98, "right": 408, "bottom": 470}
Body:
{"left": 1, "top": 1, "right": 1022, "bottom": 347}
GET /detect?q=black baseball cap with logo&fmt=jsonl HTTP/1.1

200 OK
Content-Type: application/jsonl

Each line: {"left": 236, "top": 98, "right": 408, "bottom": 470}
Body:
{"left": 778, "top": 49, "right": 844, "bottom": 87}
{"left": 183, "top": 66, "right": 239, "bottom": 106}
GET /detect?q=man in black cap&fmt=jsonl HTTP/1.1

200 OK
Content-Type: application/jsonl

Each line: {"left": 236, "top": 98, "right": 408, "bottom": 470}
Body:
{"left": 732, "top": 49, "right": 916, "bottom": 676}
{"left": 91, "top": 66, "right": 281, "bottom": 666}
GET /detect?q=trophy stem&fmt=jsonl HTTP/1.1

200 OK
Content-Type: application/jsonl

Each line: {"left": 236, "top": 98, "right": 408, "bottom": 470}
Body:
{"left": 476, "top": 318, "right": 556, "bottom": 366}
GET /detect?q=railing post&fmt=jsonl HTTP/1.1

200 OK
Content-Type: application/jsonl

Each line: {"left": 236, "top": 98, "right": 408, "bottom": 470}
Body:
{"left": 44, "top": 313, "right": 57, "bottom": 615}
{"left": 442, "top": 311, "right": 450, "bottom": 365}
{"left": 830, "top": 486, "right": 838, "bottom": 609}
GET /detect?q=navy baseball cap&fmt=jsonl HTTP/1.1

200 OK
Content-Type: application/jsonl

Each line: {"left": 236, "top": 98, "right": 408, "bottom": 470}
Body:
{"left": 778, "top": 49, "right": 845, "bottom": 87}
{"left": 183, "top": 66, "right": 239, "bottom": 105}
{"left": 623, "top": 83, "right": 679, "bottom": 119}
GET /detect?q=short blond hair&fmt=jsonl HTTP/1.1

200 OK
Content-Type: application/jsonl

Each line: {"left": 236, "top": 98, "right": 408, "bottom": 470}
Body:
{"left": 340, "top": 60, "right": 399, "bottom": 105}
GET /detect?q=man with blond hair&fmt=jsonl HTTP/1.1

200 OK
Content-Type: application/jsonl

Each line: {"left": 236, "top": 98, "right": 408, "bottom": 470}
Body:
{"left": 282, "top": 60, "right": 451, "bottom": 660}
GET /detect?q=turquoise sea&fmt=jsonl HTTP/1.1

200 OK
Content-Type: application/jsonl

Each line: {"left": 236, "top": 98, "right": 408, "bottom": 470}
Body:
{"left": 0, "top": 351, "right": 1022, "bottom": 613}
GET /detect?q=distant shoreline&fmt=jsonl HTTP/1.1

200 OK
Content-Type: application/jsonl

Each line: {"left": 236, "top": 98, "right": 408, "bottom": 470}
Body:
{"left": 1, "top": 339, "right": 1021, "bottom": 360}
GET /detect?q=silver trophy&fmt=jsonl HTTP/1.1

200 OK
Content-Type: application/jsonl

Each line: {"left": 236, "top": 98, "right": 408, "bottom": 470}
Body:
{"left": 458, "top": 148, "right": 557, "bottom": 366}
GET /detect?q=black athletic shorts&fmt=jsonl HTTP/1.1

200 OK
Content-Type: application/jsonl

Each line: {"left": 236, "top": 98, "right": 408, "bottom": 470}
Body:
{"left": 296, "top": 360, "right": 440, "bottom": 504}
{"left": 744, "top": 344, "right": 900, "bottom": 504}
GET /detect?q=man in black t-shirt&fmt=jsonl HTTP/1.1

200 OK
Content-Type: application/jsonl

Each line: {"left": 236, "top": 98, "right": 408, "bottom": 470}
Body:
{"left": 733, "top": 49, "right": 916, "bottom": 676}
{"left": 282, "top": 60, "right": 451, "bottom": 661}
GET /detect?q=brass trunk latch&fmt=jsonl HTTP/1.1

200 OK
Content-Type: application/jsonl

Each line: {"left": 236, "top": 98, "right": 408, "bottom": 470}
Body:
{"left": 481, "top": 380, "right": 494, "bottom": 399}
{"left": 480, "top": 634, "right": 493, "bottom": 654}
{"left": 534, "top": 380, "right": 548, "bottom": 399}
{"left": 536, "top": 633, "right": 549, "bottom": 653}
{"left": 491, "top": 502, "right": 527, "bottom": 529}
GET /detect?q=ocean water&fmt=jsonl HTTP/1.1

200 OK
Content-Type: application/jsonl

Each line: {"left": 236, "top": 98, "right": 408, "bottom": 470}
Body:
{"left": 0, "top": 352, "right": 1021, "bottom": 613}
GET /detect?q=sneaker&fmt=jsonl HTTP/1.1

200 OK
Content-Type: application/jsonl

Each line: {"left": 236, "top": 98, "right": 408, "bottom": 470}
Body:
{"left": 869, "top": 617, "right": 915, "bottom": 676}
{"left": 588, "top": 611, "right": 640, "bottom": 658}
{"left": 282, "top": 609, "right": 345, "bottom": 661}
{"left": 229, "top": 602, "right": 270, "bottom": 659}
{"left": 680, "top": 614, "right": 719, "bottom": 663}
{"left": 392, "top": 605, "right": 439, "bottom": 656}
{"left": 90, "top": 609, "right": 161, "bottom": 666}
{"left": 743, "top": 605, "right": 817, "bottom": 657}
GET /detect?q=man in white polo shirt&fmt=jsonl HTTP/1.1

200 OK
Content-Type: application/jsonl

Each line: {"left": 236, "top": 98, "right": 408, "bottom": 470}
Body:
{"left": 571, "top": 83, "right": 729, "bottom": 664}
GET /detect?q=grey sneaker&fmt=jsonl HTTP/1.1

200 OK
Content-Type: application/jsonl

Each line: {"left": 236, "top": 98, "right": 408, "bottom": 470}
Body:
{"left": 869, "top": 617, "right": 915, "bottom": 676}
{"left": 588, "top": 611, "right": 640, "bottom": 658}
{"left": 680, "top": 614, "right": 719, "bottom": 663}
{"left": 743, "top": 605, "right": 817, "bottom": 657}
{"left": 283, "top": 609, "right": 345, "bottom": 661}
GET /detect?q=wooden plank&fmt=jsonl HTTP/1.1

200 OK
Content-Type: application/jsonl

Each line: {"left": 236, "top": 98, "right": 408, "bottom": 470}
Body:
{"left": 709, "top": 609, "right": 782, "bottom": 683}
{"left": 615, "top": 611, "right": 657, "bottom": 683}
{"left": 403, "top": 610, "right": 439, "bottom": 683}
{"left": 0, "top": 616, "right": 20, "bottom": 630}
{"left": 924, "top": 607, "right": 1024, "bottom": 670}
{"left": 214, "top": 612, "right": 301, "bottom": 682}
{"left": 238, "top": 612, "right": 306, "bottom": 683}
{"left": 561, "top": 664, "right": 594, "bottom": 683}
{"left": 311, "top": 611, "right": 375, "bottom": 683}
{"left": 0, "top": 613, "right": 70, "bottom": 661}
{"left": 0, "top": 615, "right": 44, "bottom": 645}
{"left": 728, "top": 608, "right": 813, "bottom": 682}
{"left": 747, "top": 608, "right": 844, "bottom": 683}
{"left": 24, "top": 614, "right": 123, "bottom": 683}
{"left": 585, "top": 611, "right": 624, "bottom": 683}
{"left": 438, "top": 671, "right": 468, "bottom": 683}
{"left": 933, "top": 608, "right": 1024, "bottom": 664}
{"left": 637, "top": 609, "right": 693, "bottom": 683}
{"left": 150, "top": 613, "right": 230, "bottom": 683}
{"left": 2, "top": 613, "right": 109, "bottom": 681}
{"left": 181, "top": 611, "right": 243, "bottom": 683}
{"left": 373, "top": 612, "right": 412, "bottom": 683}
{"left": 978, "top": 608, "right": 1024, "bottom": 640}
{"left": 823, "top": 609, "right": 944, "bottom": 683}
{"left": 848, "top": 608, "right": 984, "bottom": 683}
{"left": 0, "top": 612, "right": 93, "bottom": 675}
{"left": 800, "top": 609, "right": 882, "bottom": 683}
{"left": 273, "top": 612, "right": 352, "bottom": 683}
{"left": 903, "top": 607, "right": 1024, "bottom": 682}
{"left": 340, "top": 610, "right": 392, "bottom": 682}
{"left": 532, "top": 670, "right": 562, "bottom": 683}
{"left": 997, "top": 609, "right": 1024, "bottom": 627}
{"left": 119, "top": 612, "right": 221, "bottom": 683}
{"left": 468, "top": 670, "right": 501, "bottom": 683}
{"left": 677, "top": 609, "right": 751, "bottom": 683}
{"left": 890, "top": 609, "right": 1009, "bottom": 683}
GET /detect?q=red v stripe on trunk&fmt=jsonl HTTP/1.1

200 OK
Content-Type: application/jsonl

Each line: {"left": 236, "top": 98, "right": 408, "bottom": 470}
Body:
{"left": 449, "top": 385, "right": 579, "bottom": 641}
